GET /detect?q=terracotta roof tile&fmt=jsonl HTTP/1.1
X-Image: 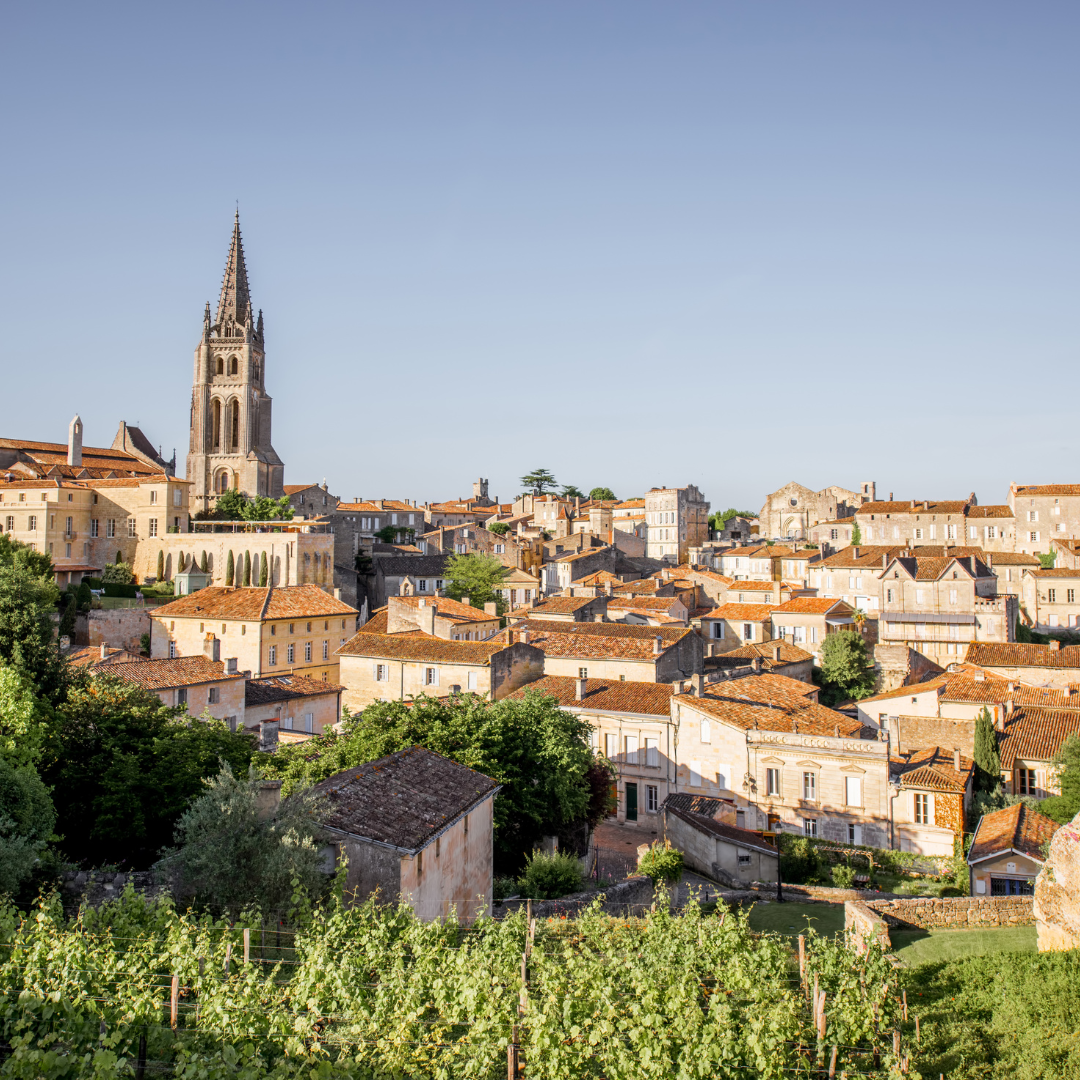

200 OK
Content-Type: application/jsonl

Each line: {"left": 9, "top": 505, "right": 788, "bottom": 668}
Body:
{"left": 891, "top": 747, "right": 973, "bottom": 792}
{"left": 496, "top": 619, "right": 689, "bottom": 661}
{"left": 968, "top": 803, "right": 1059, "bottom": 864}
{"left": 857, "top": 676, "right": 949, "bottom": 705}
{"left": 106, "top": 656, "right": 245, "bottom": 691}
{"left": 964, "top": 642, "right": 1080, "bottom": 670}
{"left": 337, "top": 631, "right": 509, "bottom": 663}
{"left": 1013, "top": 484, "right": 1080, "bottom": 497}
{"left": 998, "top": 707, "right": 1080, "bottom": 767}
{"left": 513, "top": 596, "right": 598, "bottom": 615}
{"left": 1028, "top": 568, "right": 1080, "bottom": 579}
{"left": 966, "top": 505, "right": 1014, "bottom": 518}
{"left": 246, "top": 674, "right": 343, "bottom": 706}
{"left": 392, "top": 595, "right": 497, "bottom": 624}
{"left": 606, "top": 596, "right": 685, "bottom": 612}
{"left": 706, "top": 603, "right": 776, "bottom": 621}
{"left": 718, "top": 639, "right": 814, "bottom": 665}
{"left": 152, "top": 586, "right": 358, "bottom": 621}
{"left": 774, "top": 598, "right": 854, "bottom": 615}
{"left": 860, "top": 500, "right": 972, "bottom": 515}
{"left": 506, "top": 675, "right": 673, "bottom": 715}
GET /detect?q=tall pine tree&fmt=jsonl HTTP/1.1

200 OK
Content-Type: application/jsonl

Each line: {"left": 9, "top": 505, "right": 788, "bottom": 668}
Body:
{"left": 243, "top": 550, "right": 251, "bottom": 586}
{"left": 973, "top": 706, "right": 1001, "bottom": 792}
{"left": 225, "top": 550, "right": 235, "bottom": 587}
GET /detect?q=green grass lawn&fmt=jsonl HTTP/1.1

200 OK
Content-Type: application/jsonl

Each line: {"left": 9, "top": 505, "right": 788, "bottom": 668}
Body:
{"left": 891, "top": 925, "right": 1037, "bottom": 965}
{"left": 747, "top": 901, "right": 846, "bottom": 938}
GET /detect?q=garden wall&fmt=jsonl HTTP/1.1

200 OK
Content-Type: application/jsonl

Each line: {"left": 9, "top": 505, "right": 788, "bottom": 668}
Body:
{"left": 87, "top": 607, "right": 152, "bottom": 652}
{"left": 845, "top": 901, "right": 891, "bottom": 953}
{"left": 866, "top": 895, "right": 1033, "bottom": 930}
{"left": 499, "top": 875, "right": 655, "bottom": 919}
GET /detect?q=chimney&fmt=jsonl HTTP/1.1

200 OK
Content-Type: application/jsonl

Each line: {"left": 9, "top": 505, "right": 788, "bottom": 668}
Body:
{"left": 752, "top": 656, "right": 762, "bottom": 673}
{"left": 521, "top": 629, "right": 529, "bottom": 644}
{"left": 67, "top": 415, "right": 83, "bottom": 467}
{"left": 953, "top": 747, "right": 961, "bottom": 772}
{"left": 911, "top": 500, "right": 916, "bottom": 510}
{"left": 461, "top": 595, "right": 471, "bottom": 608}
{"left": 605, "top": 580, "right": 614, "bottom": 596}
{"left": 852, "top": 547, "right": 860, "bottom": 558}
{"left": 1007, "top": 681, "right": 1017, "bottom": 692}
{"left": 882, "top": 553, "right": 888, "bottom": 568}
{"left": 987, "top": 553, "right": 993, "bottom": 569}
{"left": 772, "top": 643, "right": 782, "bottom": 662}
{"left": 334, "top": 588, "right": 342, "bottom": 601}
{"left": 99, "top": 641, "right": 108, "bottom": 659}
{"left": 691, "top": 672, "right": 704, "bottom": 696}
{"left": 204, "top": 633, "right": 220, "bottom": 662}
{"left": 1049, "top": 639, "right": 1061, "bottom": 651}
{"left": 1005, "top": 698, "right": 1014, "bottom": 718}
{"left": 575, "top": 676, "right": 587, "bottom": 701}
{"left": 226, "top": 657, "right": 238, "bottom": 674}
{"left": 889, "top": 492, "right": 894, "bottom": 501}
{"left": 593, "top": 613, "right": 604, "bottom": 622}
{"left": 484, "top": 601, "right": 498, "bottom": 617}
{"left": 653, "top": 635, "right": 663, "bottom": 655}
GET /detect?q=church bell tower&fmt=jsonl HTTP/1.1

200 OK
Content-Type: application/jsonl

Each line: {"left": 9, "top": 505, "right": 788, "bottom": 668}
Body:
{"left": 187, "top": 213, "right": 285, "bottom": 513}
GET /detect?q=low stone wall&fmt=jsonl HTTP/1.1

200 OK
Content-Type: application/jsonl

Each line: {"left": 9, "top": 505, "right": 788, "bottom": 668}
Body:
{"left": 87, "top": 607, "right": 153, "bottom": 653}
{"left": 499, "top": 875, "right": 655, "bottom": 919}
{"left": 845, "top": 901, "right": 891, "bottom": 953}
{"left": 750, "top": 883, "right": 905, "bottom": 903}
{"left": 61, "top": 870, "right": 164, "bottom": 915}
{"left": 867, "top": 895, "right": 1033, "bottom": 930}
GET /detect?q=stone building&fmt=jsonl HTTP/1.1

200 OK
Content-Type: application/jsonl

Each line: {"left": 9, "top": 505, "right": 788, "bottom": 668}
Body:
{"left": 962, "top": 641, "right": 1080, "bottom": 688}
{"left": 758, "top": 481, "right": 873, "bottom": 540}
{"left": 1021, "top": 567, "right": 1080, "bottom": 632}
{"left": 854, "top": 497, "right": 1016, "bottom": 553}
{"left": 186, "top": 214, "right": 285, "bottom": 513}
{"left": 644, "top": 485, "right": 710, "bottom": 563}
{"left": 889, "top": 747, "right": 973, "bottom": 856}
{"left": 1009, "top": 484, "right": 1080, "bottom": 555}
{"left": 967, "top": 803, "right": 1059, "bottom": 897}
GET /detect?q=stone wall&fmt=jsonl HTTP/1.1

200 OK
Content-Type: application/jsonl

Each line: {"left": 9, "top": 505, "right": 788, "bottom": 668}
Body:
{"left": 498, "top": 875, "right": 655, "bottom": 919}
{"left": 61, "top": 870, "right": 164, "bottom": 915}
{"left": 867, "top": 895, "right": 1033, "bottom": 930}
{"left": 87, "top": 607, "right": 153, "bottom": 652}
{"left": 895, "top": 713, "right": 975, "bottom": 757}
{"left": 845, "top": 901, "right": 891, "bottom": 953}
{"left": 1034, "top": 812, "right": 1080, "bottom": 952}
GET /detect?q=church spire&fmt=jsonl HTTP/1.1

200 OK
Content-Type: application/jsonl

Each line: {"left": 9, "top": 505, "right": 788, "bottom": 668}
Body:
{"left": 215, "top": 210, "right": 252, "bottom": 329}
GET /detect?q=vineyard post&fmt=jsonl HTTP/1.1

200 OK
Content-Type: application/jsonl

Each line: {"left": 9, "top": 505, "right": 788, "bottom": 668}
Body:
{"left": 902, "top": 989, "right": 908, "bottom": 1022}
{"left": 243, "top": 928, "right": 251, "bottom": 964}
{"left": 798, "top": 935, "right": 806, "bottom": 989}
{"left": 813, "top": 971, "right": 819, "bottom": 1011}
{"left": 170, "top": 975, "right": 179, "bottom": 1031}
{"left": 893, "top": 1030, "right": 901, "bottom": 1060}
{"left": 915, "top": 1015, "right": 920, "bottom": 1044}
{"left": 135, "top": 1030, "right": 147, "bottom": 1080}
{"left": 827, "top": 1044, "right": 837, "bottom": 1078}
{"left": 508, "top": 1023, "right": 519, "bottom": 1079}
{"left": 98, "top": 1019, "right": 106, "bottom": 1048}
{"left": 817, "top": 992, "right": 827, "bottom": 1041}
{"left": 225, "top": 943, "right": 232, "bottom": 973}
{"left": 519, "top": 953, "right": 528, "bottom": 1016}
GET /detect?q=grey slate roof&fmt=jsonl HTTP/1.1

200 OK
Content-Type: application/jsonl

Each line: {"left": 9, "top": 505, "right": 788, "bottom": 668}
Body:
{"left": 375, "top": 555, "right": 450, "bottom": 578}
{"left": 307, "top": 746, "right": 499, "bottom": 852}
{"left": 662, "top": 795, "right": 778, "bottom": 857}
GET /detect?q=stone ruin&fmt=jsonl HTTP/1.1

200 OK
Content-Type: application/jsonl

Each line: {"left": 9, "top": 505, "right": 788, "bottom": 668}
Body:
{"left": 1033, "top": 808, "right": 1080, "bottom": 952}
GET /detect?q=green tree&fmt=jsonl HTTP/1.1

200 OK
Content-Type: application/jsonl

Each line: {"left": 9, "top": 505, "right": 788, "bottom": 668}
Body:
{"left": 40, "top": 675, "right": 254, "bottom": 866}
{"left": 0, "top": 662, "right": 44, "bottom": 768}
{"left": 1039, "top": 734, "right": 1080, "bottom": 824}
{"left": 487, "top": 521, "right": 510, "bottom": 536}
{"left": 850, "top": 520, "right": 862, "bottom": 545}
{"left": 520, "top": 468, "right": 557, "bottom": 495}
{"left": 708, "top": 508, "right": 757, "bottom": 532}
{"left": 57, "top": 595, "right": 77, "bottom": 643}
{"left": 225, "top": 549, "right": 235, "bottom": 586}
{"left": 211, "top": 489, "right": 294, "bottom": 522}
{"left": 115, "top": 549, "right": 123, "bottom": 564}
{"left": 156, "top": 549, "right": 165, "bottom": 580}
{"left": 518, "top": 851, "right": 583, "bottom": 899}
{"left": 637, "top": 840, "right": 684, "bottom": 886}
{"left": 560, "top": 484, "right": 585, "bottom": 499}
{"left": 156, "top": 763, "right": 325, "bottom": 916}
{"left": 259, "top": 551, "right": 268, "bottom": 586}
{"left": 816, "top": 630, "right": 875, "bottom": 705}
{"left": 263, "top": 691, "right": 596, "bottom": 867}
{"left": 443, "top": 552, "right": 509, "bottom": 613}
{"left": 0, "top": 536, "right": 63, "bottom": 702}
{"left": 76, "top": 580, "right": 93, "bottom": 612}
{"left": 588, "top": 487, "right": 617, "bottom": 502}
{"left": 200, "top": 550, "right": 208, "bottom": 573}
{"left": 101, "top": 561, "right": 135, "bottom": 585}
{"left": 243, "top": 550, "right": 252, "bottom": 586}
{"left": 0, "top": 756, "right": 56, "bottom": 897}
{"left": 973, "top": 706, "right": 1001, "bottom": 792}
{"left": 1038, "top": 550, "right": 1057, "bottom": 569}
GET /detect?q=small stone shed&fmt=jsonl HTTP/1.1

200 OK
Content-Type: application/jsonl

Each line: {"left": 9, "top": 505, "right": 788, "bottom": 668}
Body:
{"left": 967, "top": 802, "right": 1059, "bottom": 897}
{"left": 660, "top": 793, "right": 778, "bottom": 887}
{"left": 305, "top": 746, "right": 500, "bottom": 922}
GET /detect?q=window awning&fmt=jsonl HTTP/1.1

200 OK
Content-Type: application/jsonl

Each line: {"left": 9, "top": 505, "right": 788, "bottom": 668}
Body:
{"left": 882, "top": 612, "right": 976, "bottom": 625}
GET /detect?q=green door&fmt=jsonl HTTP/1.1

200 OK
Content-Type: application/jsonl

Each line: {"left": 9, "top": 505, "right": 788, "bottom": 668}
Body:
{"left": 625, "top": 782, "right": 638, "bottom": 822}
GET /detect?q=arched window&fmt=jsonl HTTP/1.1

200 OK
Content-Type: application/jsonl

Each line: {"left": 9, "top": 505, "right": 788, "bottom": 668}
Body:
{"left": 216, "top": 357, "right": 224, "bottom": 375}
{"left": 229, "top": 356, "right": 238, "bottom": 375}
{"left": 211, "top": 399, "right": 222, "bottom": 450}
{"left": 230, "top": 401, "right": 239, "bottom": 452}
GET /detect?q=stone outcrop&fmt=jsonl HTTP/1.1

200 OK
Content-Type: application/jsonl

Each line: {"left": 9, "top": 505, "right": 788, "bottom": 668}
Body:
{"left": 1034, "top": 810, "right": 1080, "bottom": 952}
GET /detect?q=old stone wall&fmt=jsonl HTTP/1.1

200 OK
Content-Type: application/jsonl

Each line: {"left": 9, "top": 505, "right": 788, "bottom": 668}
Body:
{"left": 867, "top": 895, "right": 1033, "bottom": 930}
{"left": 61, "top": 870, "right": 163, "bottom": 915}
{"left": 845, "top": 900, "right": 891, "bottom": 953}
{"left": 1034, "top": 812, "right": 1080, "bottom": 951}
{"left": 499, "top": 875, "right": 655, "bottom": 919}
{"left": 87, "top": 607, "right": 153, "bottom": 652}
{"left": 895, "top": 714, "right": 975, "bottom": 757}
{"left": 872, "top": 644, "right": 942, "bottom": 694}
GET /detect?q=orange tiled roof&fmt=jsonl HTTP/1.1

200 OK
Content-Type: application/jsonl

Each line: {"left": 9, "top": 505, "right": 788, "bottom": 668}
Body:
{"left": 106, "top": 656, "right": 245, "bottom": 691}
{"left": 506, "top": 675, "right": 673, "bottom": 716}
{"left": 337, "top": 631, "right": 507, "bottom": 664}
{"left": 66, "top": 645, "right": 143, "bottom": 668}
{"left": 719, "top": 639, "right": 815, "bottom": 665}
{"left": 606, "top": 596, "right": 685, "bottom": 612}
{"left": 774, "top": 598, "right": 853, "bottom": 615}
{"left": 891, "top": 747, "right": 973, "bottom": 792}
{"left": 675, "top": 673, "right": 859, "bottom": 737}
{"left": 513, "top": 596, "right": 599, "bottom": 616}
{"left": 706, "top": 603, "right": 776, "bottom": 622}
{"left": 857, "top": 675, "right": 949, "bottom": 705}
{"left": 964, "top": 642, "right": 1080, "bottom": 670}
{"left": 1029, "top": 567, "right": 1080, "bottom": 579}
{"left": 151, "top": 586, "right": 358, "bottom": 621}
{"left": 358, "top": 608, "right": 389, "bottom": 633}
{"left": 999, "top": 707, "right": 1080, "bottom": 767}
{"left": 392, "top": 595, "right": 497, "bottom": 624}
{"left": 1013, "top": 484, "right": 1080, "bottom": 497}
{"left": 246, "top": 674, "right": 343, "bottom": 705}
{"left": 496, "top": 619, "right": 689, "bottom": 661}
{"left": 968, "top": 802, "right": 1059, "bottom": 864}
{"left": 860, "top": 500, "right": 972, "bottom": 515}
{"left": 966, "top": 505, "right": 1014, "bottom": 519}
{"left": 727, "top": 580, "right": 777, "bottom": 592}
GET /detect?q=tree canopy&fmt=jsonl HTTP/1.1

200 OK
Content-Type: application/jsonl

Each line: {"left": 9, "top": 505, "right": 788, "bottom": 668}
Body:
{"left": 588, "top": 487, "right": 617, "bottom": 502}
{"left": 0, "top": 535, "right": 63, "bottom": 703}
{"left": 973, "top": 707, "right": 1001, "bottom": 792}
{"left": 520, "top": 468, "right": 557, "bottom": 495}
{"left": 560, "top": 484, "right": 585, "bottom": 499}
{"left": 816, "top": 630, "right": 876, "bottom": 705}
{"left": 205, "top": 489, "right": 294, "bottom": 521}
{"left": 1040, "top": 734, "right": 1080, "bottom": 824}
{"left": 708, "top": 508, "right": 756, "bottom": 532}
{"left": 442, "top": 552, "right": 509, "bottom": 613}
{"left": 262, "top": 692, "right": 599, "bottom": 868}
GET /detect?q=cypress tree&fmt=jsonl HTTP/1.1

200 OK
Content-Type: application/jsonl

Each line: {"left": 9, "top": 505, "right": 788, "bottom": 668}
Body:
{"left": 259, "top": 552, "right": 268, "bottom": 587}
{"left": 243, "top": 550, "right": 251, "bottom": 587}
{"left": 973, "top": 706, "right": 1001, "bottom": 792}
{"left": 58, "top": 595, "right": 77, "bottom": 642}
{"left": 156, "top": 550, "right": 165, "bottom": 580}
{"left": 115, "top": 550, "right": 123, "bottom": 564}
{"left": 225, "top": 550, "right": 235, "bottom": 587}
{"left": 200, "top": 551, "right": 208, "bottom": 573}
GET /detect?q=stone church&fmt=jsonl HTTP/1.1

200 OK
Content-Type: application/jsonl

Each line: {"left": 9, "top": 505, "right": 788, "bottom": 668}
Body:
{"left": 186, "top": 213, "right": 285, "bottom": 514}
{"left": 758, "top": 480, "right": 875, "bottom": 540}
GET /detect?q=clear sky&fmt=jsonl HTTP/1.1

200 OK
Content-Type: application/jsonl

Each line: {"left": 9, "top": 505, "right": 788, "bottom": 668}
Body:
{"left": 1, "top": 2, "right": 1076, "bottom": 511}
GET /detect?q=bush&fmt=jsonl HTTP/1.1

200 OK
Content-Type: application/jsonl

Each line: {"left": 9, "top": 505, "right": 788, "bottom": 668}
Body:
{"left": 101, "top": 562, "right": 135, "bottom": 586}
{"left": 831, "top": 864, "right": 856, "bottom": 889}
{"left": 939, "top": 885, "right": 962, "bottom": 897}
{"left": 103, "top": 582, "right": 139, "bottom": 598}
{"left": 637, "top": 840, "right": 684, "bottom": 886}
{"left": 518, "top": 851, "right": 583, "bottom": 899}
{"left": 493, "top": 876, "right": 517, "bottom": 901}
{"left": 779, "top": 835, "right": 830, "bottom": 884}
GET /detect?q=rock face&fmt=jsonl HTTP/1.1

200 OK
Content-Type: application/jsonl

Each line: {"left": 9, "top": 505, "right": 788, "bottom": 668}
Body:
{"left": 1034, "top": 810, "right": 1080, "bottom": 952}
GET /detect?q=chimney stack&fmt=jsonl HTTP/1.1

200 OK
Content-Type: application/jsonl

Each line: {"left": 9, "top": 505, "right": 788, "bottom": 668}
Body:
{"left": 521, "top": 629, "right": 529, "bottom": 644}
{"left": 1049, "top": 639, "right": 1061, "bottom": 651}
{"left": 882, "top": 553, "right": 888, "bottom": 568}
{"left": 852, "top": 547, "right": 860, "bottom": 558}
{"left": 653, "top": 635, "right": 663, "bottom": 655}
{"left": 67, "top": 415, "right": 83, "bottom": 467}
{"left": 575, "top": 676, "right": 587, "bottom": 701}
{"left": 752, "top": 656, "right": 762, "bottom": 673}
{"left": 204, "top": 633, "right": 220, "bottom": 662}
{"left": 99, "top": 642, "right": 108, "bottom": 660}
{"left": 953, "top": 747, "right": 961, "bottom": 772}
{"left": 484, "top": 601, "right": 498, "bottom": 617}
{"left": 772, "top": 643, "right": 782, "bottom": 662}
{"left": 691, "top": 672, "right": 704, "bottom": 696}
{"left": 1006, "top": 698, "right": 1014, "bottom": 718}
{"left": 462, "top": 595, "right": 471, "bottom": 608}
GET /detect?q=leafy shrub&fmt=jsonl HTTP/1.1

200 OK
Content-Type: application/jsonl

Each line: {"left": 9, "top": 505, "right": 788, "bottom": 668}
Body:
{"left": 518, "top": 851, "right": 583, "bottom": 899}
{"left": 780, "top": 835, "right": 830, "bottom": 884}
{"left": 103, "top": 582, "right": 139, "bottom": 598}
{"left": 939, "top": 885, "right": 962, "bottom": 897}
{"left": 101, "top": 562, "right": 135, "bottom": 586}
{"left": 492, "top": 876, "right": 517, "bottom": 901}
{"left": 637, "top": 840, "right": 684, "bottom": 885}
{"left": 831, "top": 864, "right": 856, "bottom": 889}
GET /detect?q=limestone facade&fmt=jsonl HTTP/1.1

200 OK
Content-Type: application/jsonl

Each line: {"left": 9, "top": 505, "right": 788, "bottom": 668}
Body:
{"left": 1021, "top": 567, "right": 1080, "bottom": 631}
{"left": 758, "top": 481, "right": 873, "bottom": 540}
{"left": 644, "top": 485, "right": 709, "bottom": 563}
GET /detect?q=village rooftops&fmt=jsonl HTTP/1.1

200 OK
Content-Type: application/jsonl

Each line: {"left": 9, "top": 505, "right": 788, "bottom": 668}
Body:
{"left": 885, "top": 555, "right": 992, "bottom": 581}
{"left": 1012, "top": 484, "right": 1080, "bottom": 497}
{"left": 494, "top": 619, "right": 690, "bottom": 660}
{"left": 336, "top": 499, "right": 414, "bottom": 512}
{"left": 860, "top": 499, "right": 977, "bottom": 515}
{"left": 337, "top": 631, "right": 511, "bottom": 664}
{"left": 605, "top": 595, "right": 687, "bottom": 612}
{"left": 151, "top": 585, "right": 358, "bottom": 621}
{"left": 675, "top": 672, "right": 860, "bottom": 738}
{"left": 67, "top": 645, "right": 147, "bottom": 669}
{"left": 890, "top": 747, "right": 973, "bottom": 793}
{"left": 713, "top": 639, "right": 814, "bottom": 668}
{"left": 509, "top": 596, "right": 598, "bottom": 618}
{"left": 391, "top": 595, "right": 495, "bottom": 625}
{"left": 105, "top": 655, "right": 246, "bottom": 692}
{"left": 246, "top": 674, "right": 343, "bottom": 706}
{"left": 304, "top": 746, "right": 500, "bottom": 853}
{"left": 0, "top": 435, "right": 168, "bottom": 478}
{"left": 968, "top": 803, "right": 1060, "bottom": 865}
{"left": 964, "top": 642, "right": 1080, "bottom": 670}
{"left": 773, "top": 597, "right": 854, "bottom": 615}
{"left": 702, "top": 603, "right": 777, "bottom": 622}
{"left": 855, "top": 676, "right": 949, "bottom": 705}
{"left": 998, "top": 708, "right": 1080, "bottom": 769}
{"left": 506, "top": 675, "right": 673, "bottom": 716}
{"left": 1026, "top": 567, "right": 1080, "bottom": 578}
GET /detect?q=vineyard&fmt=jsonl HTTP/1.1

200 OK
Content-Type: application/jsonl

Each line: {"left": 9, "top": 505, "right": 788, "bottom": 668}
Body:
{"left": 0, "top": 885, "right": 913, "bottom": 1079}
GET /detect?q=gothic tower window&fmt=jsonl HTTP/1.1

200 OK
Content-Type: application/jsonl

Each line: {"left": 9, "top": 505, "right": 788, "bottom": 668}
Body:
{"left": 229, "top": 356, "right": 238, "bottom": 375}
{"left": 230, "top": 400, "right": 239, "bottom": 452}
{"left": 212, "top": 399, "right": 222, "bottom": 450}
{"left": 216, "top": 357, "right": 224, "bottom": 375}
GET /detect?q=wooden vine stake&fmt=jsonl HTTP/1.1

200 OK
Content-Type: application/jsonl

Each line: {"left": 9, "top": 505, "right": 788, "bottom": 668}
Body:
{"left": 170, "top": 974, "right": 179, "bottom": 1031}
{"left": 507, "top": 1023, "right": 519, "bottom": 1080}
{"left": 798, "top": 935, "right": 806, "bottom": 989}
{"left": 817, "top": 991, "right": 827, "bottom": 1041}
{"left": 827, "top": 1045, "right": 837, "bottom": 1078}
{"left": 225, "top": 942, "right": 232, "bottom": 973}
{"left": 243, "top": 928, "right": 251, "bottom": 964}
{"left": 519, "top": 953, "right": 528, "bottom": 1016}
{"left": 902, "top": 989, "right": 908, "bottom": 1021}
{"left": 915, "top": 1015, "right": 921, "bottom": 1044}
{"left": 893, "top": 1030, "right": 902, "bottom": 1061}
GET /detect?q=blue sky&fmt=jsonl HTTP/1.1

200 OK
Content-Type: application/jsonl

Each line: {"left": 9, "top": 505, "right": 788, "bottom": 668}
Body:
{"left": 1, "top": 2, "right": 1076, "bottom": 511}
